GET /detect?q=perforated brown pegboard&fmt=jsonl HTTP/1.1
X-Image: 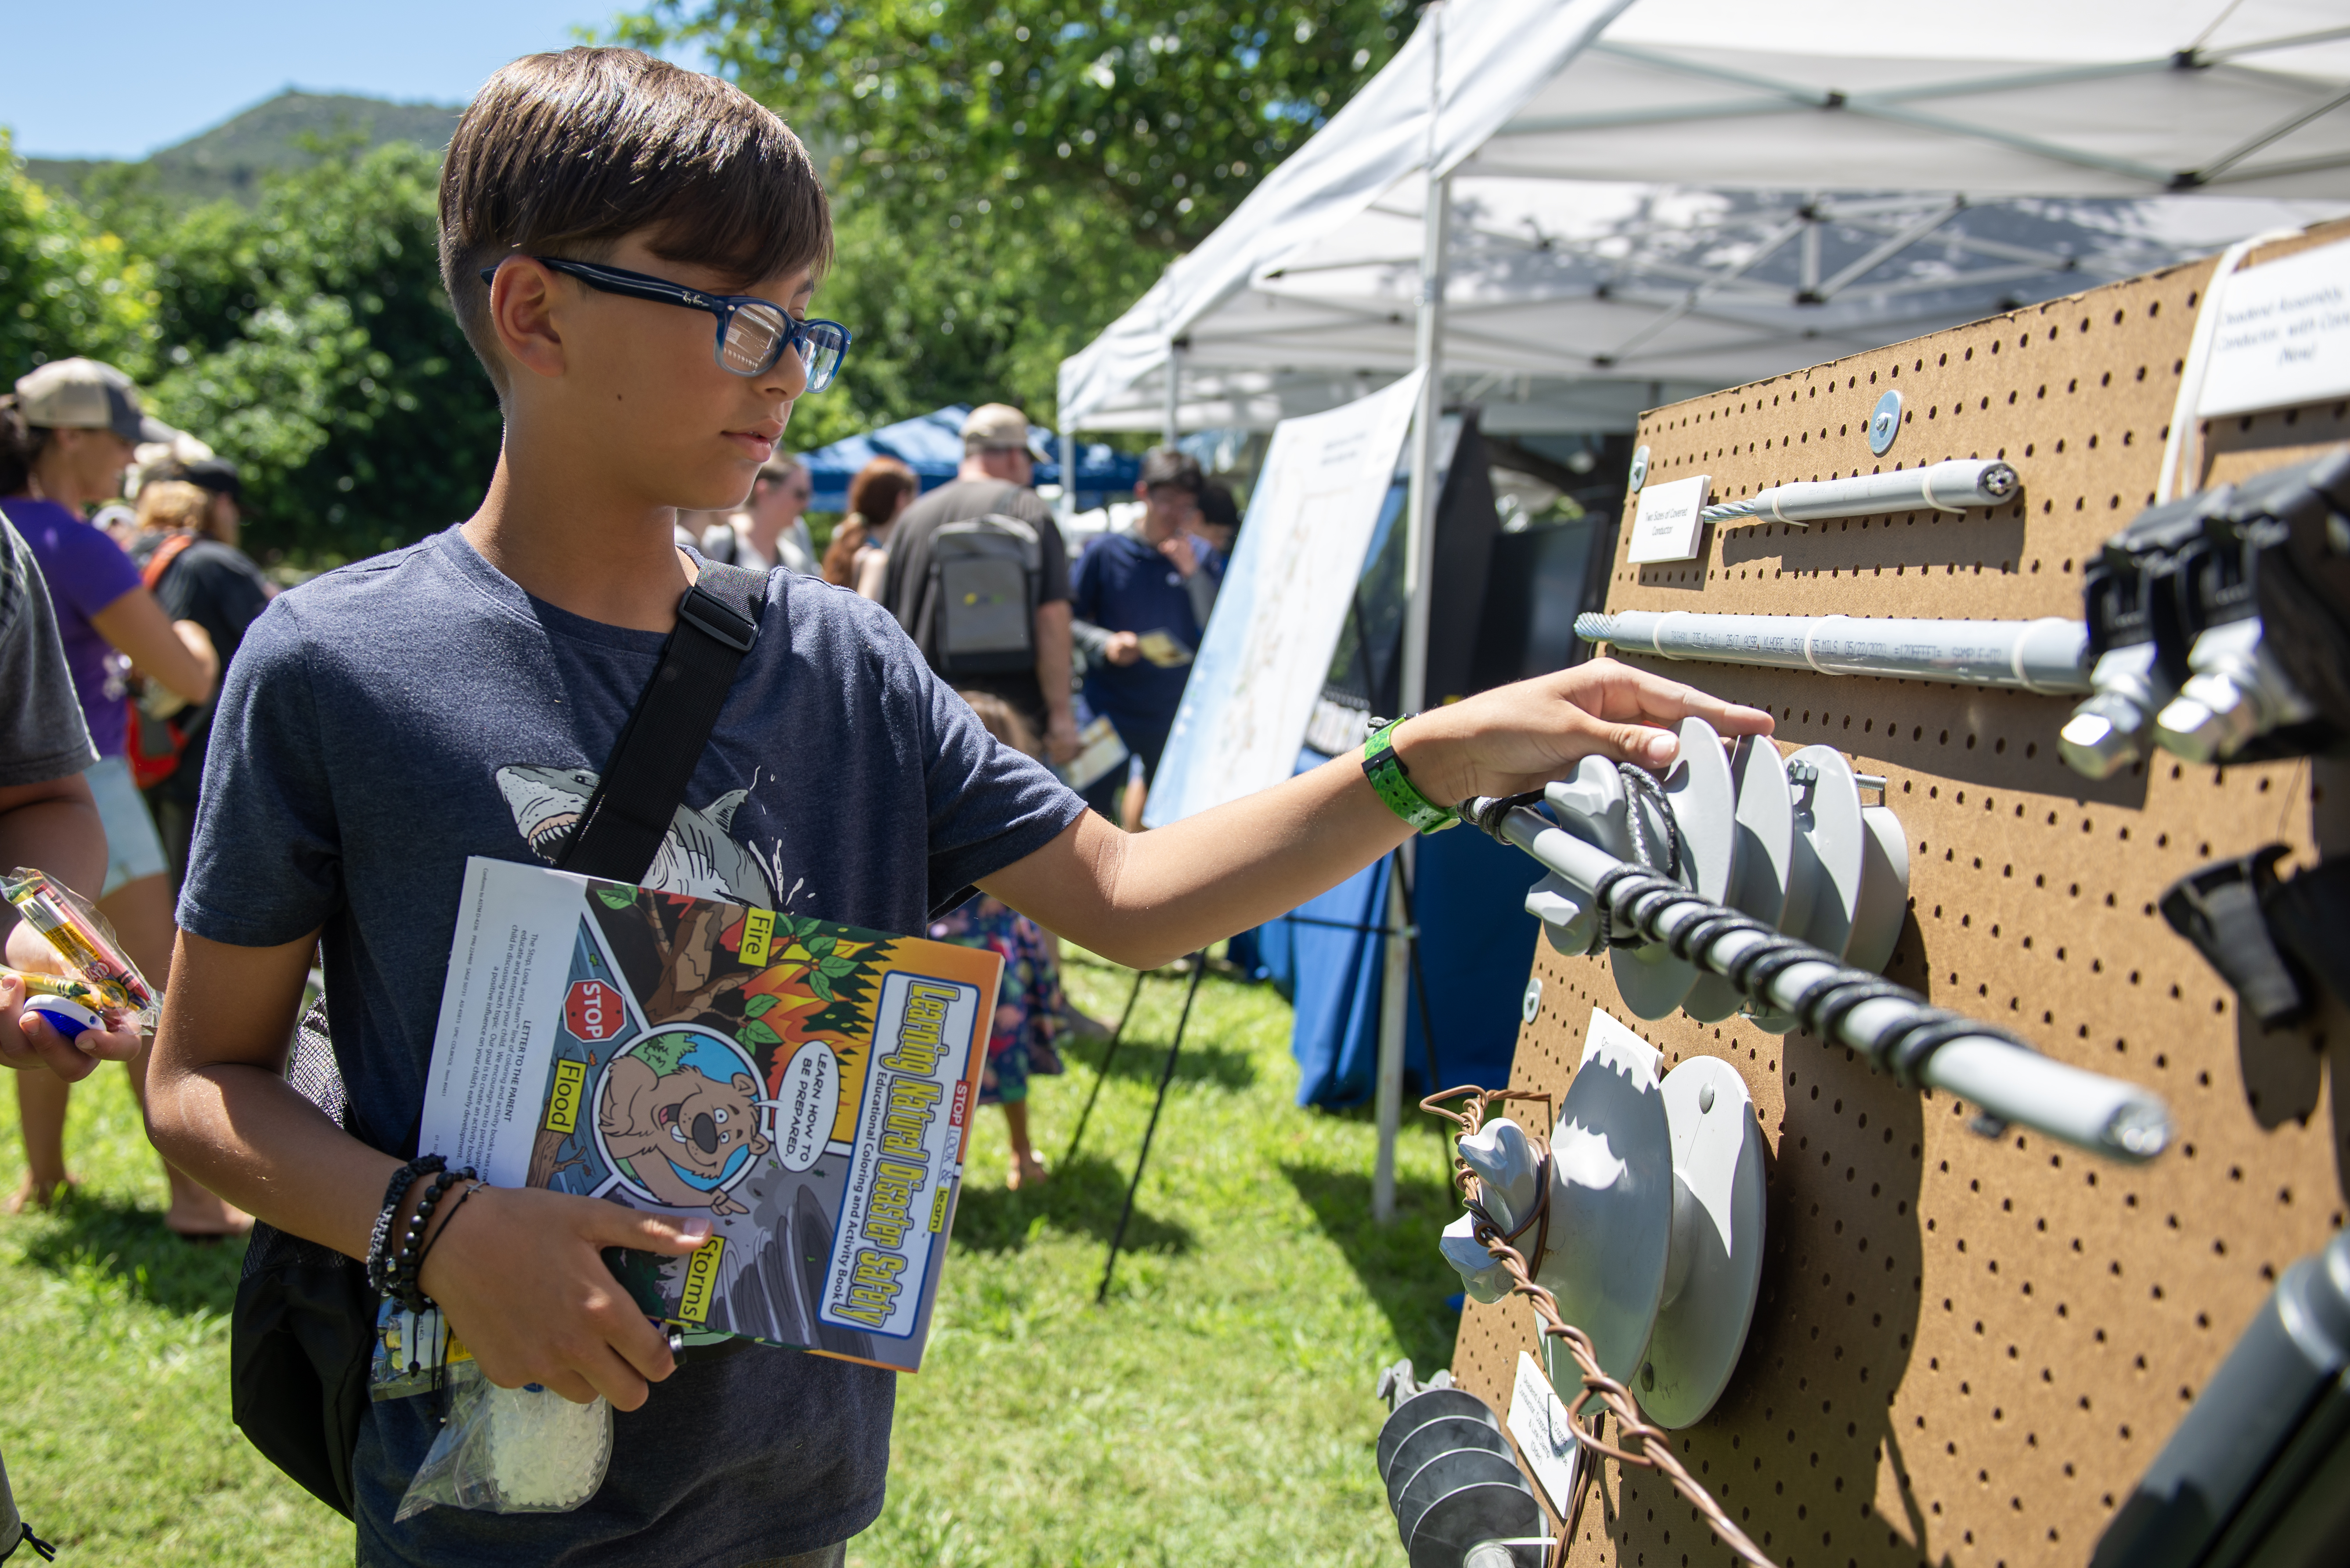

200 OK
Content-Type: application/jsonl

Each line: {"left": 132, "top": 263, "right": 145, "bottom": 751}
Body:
{"left": 1448, "top": 219, "right": 2350, "bottom": 1568}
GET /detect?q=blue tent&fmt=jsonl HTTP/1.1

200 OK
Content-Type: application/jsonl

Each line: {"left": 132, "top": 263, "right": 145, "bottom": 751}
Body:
{"left": 798, "top": 405, "right": 1140, "bottom": 513}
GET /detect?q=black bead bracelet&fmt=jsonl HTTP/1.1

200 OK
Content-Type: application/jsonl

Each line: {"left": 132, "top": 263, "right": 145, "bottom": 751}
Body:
{"left": 365, "top": 1154, "right": 446, "bottom": 1296}
{"left": 387, "top": 1167, "right": 476, "bottom": 1315}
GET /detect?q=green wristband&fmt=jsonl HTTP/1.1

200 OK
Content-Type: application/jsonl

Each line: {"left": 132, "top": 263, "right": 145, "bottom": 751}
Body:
{"left": 1362, "top": 716, "right": 1458, "bottom": 834}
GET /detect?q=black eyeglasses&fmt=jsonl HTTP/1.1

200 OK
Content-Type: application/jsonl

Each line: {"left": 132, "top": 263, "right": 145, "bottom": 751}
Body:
{"left": 480, "top": 255, "right": 852, "bottom": 393}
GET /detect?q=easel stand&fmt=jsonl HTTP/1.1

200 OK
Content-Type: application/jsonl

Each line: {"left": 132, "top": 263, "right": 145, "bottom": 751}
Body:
{"left": 1096, "top": 955, "right": 1208, "bottom": 1304}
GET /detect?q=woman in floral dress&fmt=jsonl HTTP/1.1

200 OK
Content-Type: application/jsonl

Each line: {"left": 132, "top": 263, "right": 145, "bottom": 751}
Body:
{"left": 933, "top": 692, "right": 1068, "bottom": 1188}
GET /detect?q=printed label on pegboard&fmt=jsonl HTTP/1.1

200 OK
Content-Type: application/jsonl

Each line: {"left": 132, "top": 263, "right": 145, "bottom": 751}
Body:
{"left": 1510, "top": 1349, "right": 1579, "bottom": 1513}
{"left": 1627, "top": 473, "right": 1709, "bottom": 563}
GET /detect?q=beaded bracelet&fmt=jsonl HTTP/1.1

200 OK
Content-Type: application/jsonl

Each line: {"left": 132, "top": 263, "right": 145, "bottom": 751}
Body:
{"left": 365, "top": 1155, "right": 446, "bottom": 1295}
{"left": 404, "top": 1180, "right": 486, "bottom": 1307}
{"left": 387, "top": 1168, "right": 471, "bottom": 1314}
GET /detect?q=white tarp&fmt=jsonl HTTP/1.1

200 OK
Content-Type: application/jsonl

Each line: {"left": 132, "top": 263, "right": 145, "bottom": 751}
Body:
{"left": 1141, "top": 372, "right": 1425, "bottom": 828}
{"left": 1060, "top": 0, "right": 2350, "bottom": 432}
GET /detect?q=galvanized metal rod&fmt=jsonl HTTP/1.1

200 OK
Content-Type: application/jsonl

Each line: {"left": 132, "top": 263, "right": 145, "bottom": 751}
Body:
{"left": 1701, "top": 459, "right": 2019, "bottom": 526}
{"left": 1577, "top": 609, "right": 2091, "bottom": 694}
{"left": 1484, "top": 802, "right": 2172, "bottom": 1163}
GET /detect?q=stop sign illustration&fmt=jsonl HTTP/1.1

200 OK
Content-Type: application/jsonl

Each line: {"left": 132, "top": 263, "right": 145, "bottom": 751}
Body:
{"left": 566, "top": 979, "right": 624, "bottom": 1042}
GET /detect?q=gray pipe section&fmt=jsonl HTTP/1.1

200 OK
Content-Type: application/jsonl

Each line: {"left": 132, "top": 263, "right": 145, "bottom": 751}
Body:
{"left": 1487, "top": 802, "right": 2172, "bottom": 1163}
{"left": 1701, "top": 459, "right": 2019, "bottom": 526}
{"left": 1578, "top": 609, "right": 2091, "bottom": 695}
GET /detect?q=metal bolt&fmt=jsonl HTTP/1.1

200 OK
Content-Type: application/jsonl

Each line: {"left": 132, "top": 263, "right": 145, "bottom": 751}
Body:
{"left": 1521, "top": 976, "right": 1543, "bottom": 1024}
{"left": 1868, "top": 390, "right": 1903, "bottom": 455}
{"left": 2156, "top": 675, "right": 2257, "bottom": 763}
{"left": 2058, "top": 705, "right": 2140, "bottom": 779}
{"left": 1641, "top": 1362, "right": 1656, "bottom": 1391}
{"left": 1699, "top": 1082, "right": 1716, "bottom": 1114}
{"left": 1629, "top": 445, "right": 1651, "bottom": 493}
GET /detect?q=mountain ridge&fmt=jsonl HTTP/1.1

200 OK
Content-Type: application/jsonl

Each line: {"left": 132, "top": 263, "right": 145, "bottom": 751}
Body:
{"left": 22, "top": 90, "right": 459, "bottom": 205}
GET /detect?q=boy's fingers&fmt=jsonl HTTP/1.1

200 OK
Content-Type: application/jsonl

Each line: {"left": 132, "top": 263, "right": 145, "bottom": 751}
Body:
{"left": 586, "top": 1202, "right": 712, "bottom": 1254}
{"left": 573, "top": 1341, "right": 655, "bottom": 1410}
{"left": 12, "top": 1013, "right": 100, "bottom": 1082}
{"left": 80, "top": 1023, "right": 144, "bottom": 1063}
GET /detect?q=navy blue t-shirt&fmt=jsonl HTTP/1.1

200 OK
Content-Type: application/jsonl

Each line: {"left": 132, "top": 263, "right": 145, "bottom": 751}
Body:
{"left": 180, "top": 526, "right": 1086, "bottom": 1567}
{"left": 1070, "top": 531, "right": 1222, "bottom": 748}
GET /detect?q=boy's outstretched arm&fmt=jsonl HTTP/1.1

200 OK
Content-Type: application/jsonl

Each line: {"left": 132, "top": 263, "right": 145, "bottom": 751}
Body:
{"left": 146, "top": 931, "right": 709, "bottom": 1409}
{"left": 981, "top": 659, "right": 1773, "bottom": 970}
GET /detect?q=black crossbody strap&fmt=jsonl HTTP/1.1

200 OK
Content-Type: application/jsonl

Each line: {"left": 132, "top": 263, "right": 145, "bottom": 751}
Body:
{"left": 558, "top": 561, "right": 769, "bottom": 882}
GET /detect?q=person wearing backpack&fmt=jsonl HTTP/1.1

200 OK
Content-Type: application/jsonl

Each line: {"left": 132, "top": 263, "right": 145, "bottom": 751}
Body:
{"left": 139, "top": 47, "right": 1770, "bottom": 1568}
{"left": 128, "top": 468, "right": 274, "bottom": 892}
{"left": 878, "top": 403, "right": 1080, "bottom": 765}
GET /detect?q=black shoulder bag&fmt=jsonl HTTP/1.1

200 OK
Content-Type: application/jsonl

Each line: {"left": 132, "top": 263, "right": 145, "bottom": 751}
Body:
{"left": 228, "top": 562, "right": 770, "bottom": 1519}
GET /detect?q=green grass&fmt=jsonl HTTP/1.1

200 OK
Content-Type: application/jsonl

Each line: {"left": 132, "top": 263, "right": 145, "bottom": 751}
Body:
{"left": 0, "top": 956, "right": 1465, "bottom": 1565}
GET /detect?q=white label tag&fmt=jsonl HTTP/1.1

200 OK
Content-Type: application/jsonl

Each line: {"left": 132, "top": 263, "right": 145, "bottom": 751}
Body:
{"left": 2199, "top": 238, "right": 2350, "bottom": 418}
{"left": 1627, "top": 474, "right": 1709, "bottom": 563}
{"left": 1508, "top": 1349, "right": 1579, "bottom": 1513}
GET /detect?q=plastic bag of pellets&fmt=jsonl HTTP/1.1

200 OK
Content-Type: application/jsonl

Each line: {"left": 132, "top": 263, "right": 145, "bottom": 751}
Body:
{"left": 394, "top": 1360, "right": 613, "bottom": 1519}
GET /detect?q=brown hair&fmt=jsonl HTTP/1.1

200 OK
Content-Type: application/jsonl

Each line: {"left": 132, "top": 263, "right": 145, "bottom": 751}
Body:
{"left": 135, "top": 479, "right": 214, "bottom": 539}
{"left": 820, "top": 457, "right": 918, "bottom": 586}
{"left": 0, "top": 397, "right": 41, "bottom": 497}
{"left": 438, "top": 47, "right": 833, "bottom": 394}
{"left": 957, "top": 690, "right": 1040, "bottom": 759}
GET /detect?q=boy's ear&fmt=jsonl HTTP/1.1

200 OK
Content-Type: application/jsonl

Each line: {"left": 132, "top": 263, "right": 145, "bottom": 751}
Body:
{"left": 487, "top": 258, "right": 571, "bottom": 384}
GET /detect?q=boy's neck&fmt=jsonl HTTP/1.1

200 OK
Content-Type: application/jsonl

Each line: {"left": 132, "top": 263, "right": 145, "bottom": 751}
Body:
{"left": 462, "top": 454, "right": 696, "bottom": 633}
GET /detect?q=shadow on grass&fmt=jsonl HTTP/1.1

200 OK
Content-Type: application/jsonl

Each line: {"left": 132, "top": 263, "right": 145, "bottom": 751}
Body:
{"left": 951, "top": 1151, "right": 1195, "bottom": 1259}
{"left": 1282, "top": 1162, "right": 1463, "bottom": 1376}
{"left": 1052, "top": 1033, "right": 1259, "bottom": 1094}
{"left": 17, "top": 1187, "right": 250, "bottom": 1318}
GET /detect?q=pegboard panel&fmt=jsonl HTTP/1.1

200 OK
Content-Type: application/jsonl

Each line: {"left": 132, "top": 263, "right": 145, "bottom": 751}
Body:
{"left": 1449, "top": 219, "right": 2350, "bottom": 1568}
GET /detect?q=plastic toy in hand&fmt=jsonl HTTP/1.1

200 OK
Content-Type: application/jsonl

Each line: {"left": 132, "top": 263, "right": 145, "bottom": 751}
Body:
{"left": 1, "top": 868, "right": 159, "bottom": 1029}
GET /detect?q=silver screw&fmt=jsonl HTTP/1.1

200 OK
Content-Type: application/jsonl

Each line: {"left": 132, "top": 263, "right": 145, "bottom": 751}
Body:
{"left": 1699, "top": 1082, "right": 1716, "bottom": 1113}
{"left": 1629, "top": 445, "right": 1651, "bottom": 493}
{"left": 1522, "top": 977, "right": 1543, "bottom": 1024}
{"left": 1868, "top": 390, "right": 1903, "bottom": 455}
{"left": 2058, "top": 705, "right": 2140, "bottom": 779}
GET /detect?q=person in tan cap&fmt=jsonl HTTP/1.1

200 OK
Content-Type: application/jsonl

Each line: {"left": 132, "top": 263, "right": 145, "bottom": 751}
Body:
{"left": 877, "top": 403, "right": 1079, "bottom": 765}
{"left": 2, "top": 358, "right": 245, "bottom": 1236}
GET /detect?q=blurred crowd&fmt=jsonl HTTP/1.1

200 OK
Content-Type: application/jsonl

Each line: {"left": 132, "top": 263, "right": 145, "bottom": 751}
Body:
{"left": 1, "top": 360, "right": 1245, "bottom": 1207}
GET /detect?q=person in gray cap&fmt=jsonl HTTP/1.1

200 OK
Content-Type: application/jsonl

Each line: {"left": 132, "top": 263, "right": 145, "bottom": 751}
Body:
{"left": 877, "top": 403, "right": 1078, "bottom": 764}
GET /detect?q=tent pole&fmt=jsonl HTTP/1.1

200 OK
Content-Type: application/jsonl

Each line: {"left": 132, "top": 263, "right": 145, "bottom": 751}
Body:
{"left": 1058, "top": 429, "right": 1077, "bottom": 525}
{"left": 1374, "top": 3, "right": 1448, "bottom": 1228}
{"left": 1163, "top": 342, "right": 1183, "bottom": 448}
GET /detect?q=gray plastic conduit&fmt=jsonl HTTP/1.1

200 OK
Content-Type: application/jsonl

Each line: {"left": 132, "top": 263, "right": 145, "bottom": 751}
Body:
{"left": 1577, "top": 610, "right": 2092, "bottom": 695}
{"left": 1700, "top": 459, "right": 2019, "bottom": 526}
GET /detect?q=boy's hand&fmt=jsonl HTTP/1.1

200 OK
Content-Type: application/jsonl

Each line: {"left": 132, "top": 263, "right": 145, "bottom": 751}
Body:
{"left": 417, "top": 1185, "right": 710, "bottom": 1409}
{"left": 1388, "top": 658, "right": 1776, "bottom": 808}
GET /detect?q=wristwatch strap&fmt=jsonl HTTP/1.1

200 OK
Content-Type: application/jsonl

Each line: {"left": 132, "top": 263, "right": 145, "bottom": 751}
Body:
{"left": 1362, "top": 715, "right": 1458, "bottom": 834}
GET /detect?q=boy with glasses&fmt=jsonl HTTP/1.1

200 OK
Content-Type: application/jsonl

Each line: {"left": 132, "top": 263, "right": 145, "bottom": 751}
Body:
{"left": 144, "top": 45, "right": 1766, "bottom": 1568}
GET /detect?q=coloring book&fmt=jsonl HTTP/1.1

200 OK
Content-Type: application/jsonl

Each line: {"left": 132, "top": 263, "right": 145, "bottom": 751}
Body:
{"left": 418, "top": 857, "right": 1001, "bottom": 1372}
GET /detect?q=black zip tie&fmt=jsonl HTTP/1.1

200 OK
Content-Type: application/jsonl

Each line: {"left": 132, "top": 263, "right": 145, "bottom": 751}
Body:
{"left": 0, "top": 1524, "right": 56, "bottom": 1563}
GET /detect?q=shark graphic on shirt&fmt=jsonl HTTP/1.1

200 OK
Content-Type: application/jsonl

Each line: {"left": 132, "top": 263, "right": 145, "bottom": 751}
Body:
{"left": 494, "top": 763, "right": 777, "bottom": 906}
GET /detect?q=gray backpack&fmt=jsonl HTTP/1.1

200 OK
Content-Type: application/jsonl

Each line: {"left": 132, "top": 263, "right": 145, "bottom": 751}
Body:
{"left": 928, "top": 512, "right": 1042, "bottom": 676}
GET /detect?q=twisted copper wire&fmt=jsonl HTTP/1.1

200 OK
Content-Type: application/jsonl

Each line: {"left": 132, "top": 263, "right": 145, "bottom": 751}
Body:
{"left": 1422, "top": 1085, "right": 1778, "bottom": 1568}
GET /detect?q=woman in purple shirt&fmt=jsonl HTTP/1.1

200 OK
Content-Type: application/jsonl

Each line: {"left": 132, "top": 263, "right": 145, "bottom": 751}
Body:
{"left": 1, "top": 359, "right": 239, "bottom": 1235}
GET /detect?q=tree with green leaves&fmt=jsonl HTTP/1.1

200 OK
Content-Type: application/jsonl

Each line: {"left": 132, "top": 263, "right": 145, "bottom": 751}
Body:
{"left": 137, "top": 141, "right": 505, "bottom": 564}
{"left": 0, "top": 132, "right": 159, "bottom": 388}
{"left": 613, "top": 0, "right": 1417, "bottom": 428}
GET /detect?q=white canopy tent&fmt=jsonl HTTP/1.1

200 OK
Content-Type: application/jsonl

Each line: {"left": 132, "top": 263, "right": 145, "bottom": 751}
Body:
{"left": 1058, "top": 0, "right": 2350, "bottom": 1219}
{"left": 1060, "top": 0, "right": 2350, "bottom": 435}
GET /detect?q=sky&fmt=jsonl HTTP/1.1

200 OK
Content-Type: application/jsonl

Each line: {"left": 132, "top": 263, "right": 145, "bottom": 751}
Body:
{"left": 5, "top": 0, "right": 705, "bottom": 160}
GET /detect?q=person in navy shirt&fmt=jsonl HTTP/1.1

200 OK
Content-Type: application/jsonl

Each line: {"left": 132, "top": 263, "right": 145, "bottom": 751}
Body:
{"left": 1070, "top": 449, "right": 1223, "bottom": 822}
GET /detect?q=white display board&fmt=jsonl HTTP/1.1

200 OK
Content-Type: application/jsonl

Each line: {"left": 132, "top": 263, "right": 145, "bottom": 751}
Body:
{"left": 1142, "top": 370, "right": 1425, "bottom": 828}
